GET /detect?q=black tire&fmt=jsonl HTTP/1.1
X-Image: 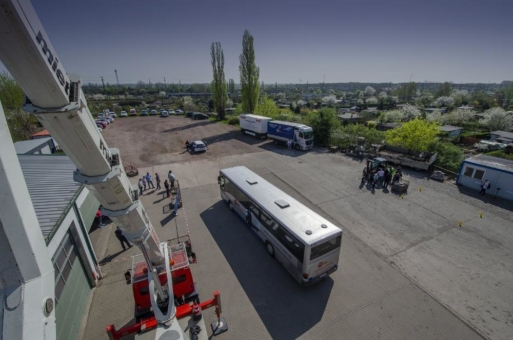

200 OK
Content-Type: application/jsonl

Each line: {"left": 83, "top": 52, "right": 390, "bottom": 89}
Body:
{"left": 295, "top": 144, "right": 300, "bottom": 151}
{"left": 273, "top": 139, "right": 278, "bottom": 145}
{"left": 229, "top": 202, "right": 234, "bottom": 210}
{"left": 266, "top": 242, "right": 275, "bottom": 257}
{"left": 241, "top": 129, "right": 245, "bottom": 134}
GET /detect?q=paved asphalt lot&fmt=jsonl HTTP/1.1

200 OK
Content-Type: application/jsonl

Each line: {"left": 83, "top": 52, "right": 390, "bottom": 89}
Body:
{"left": 83, "top": 119, "right": 513, "bottom": 340}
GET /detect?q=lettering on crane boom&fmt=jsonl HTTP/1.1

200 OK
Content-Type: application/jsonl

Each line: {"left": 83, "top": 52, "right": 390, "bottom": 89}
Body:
{"left": 36, "top": 31, "right": 70, "bottom": 95}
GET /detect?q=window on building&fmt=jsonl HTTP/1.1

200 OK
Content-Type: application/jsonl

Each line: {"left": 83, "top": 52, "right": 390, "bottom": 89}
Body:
{"left": 463, "top": 167, "right": 474, "bottom": 177}
{"left": 52, "top": 231, "right": 78, "bottom": 304}
{"left": 473, "top": 169, "right": 485, "bottom": 180}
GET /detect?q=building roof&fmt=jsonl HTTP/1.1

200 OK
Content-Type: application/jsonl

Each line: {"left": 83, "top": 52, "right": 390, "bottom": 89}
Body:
{"left": 439, "top": 125, "right": 463, "bottom": 132}
{"left": 463, "top": 154, "right": 513, "bottom": 174}
{"left": 18, "top": 155, "right": 82, "bottom": 239}
{"left": 31, "top": 129, "right": 51, "bottom": 138}
{"left": 491, "top": 131, "right": 513, "bottom": 139}
{"left": 14, "top": 137, "right": 52, "bottom": 154}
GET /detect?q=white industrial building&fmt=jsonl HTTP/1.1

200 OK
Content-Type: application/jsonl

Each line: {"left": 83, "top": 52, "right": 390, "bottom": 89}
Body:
{"left": 18, "top": 154, "right": 101, "bottom": 340}
{"left": 457, "top": 154, "right": 513, "bottom": 201}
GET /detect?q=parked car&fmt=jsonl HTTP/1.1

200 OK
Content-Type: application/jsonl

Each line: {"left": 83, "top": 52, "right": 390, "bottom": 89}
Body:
{"left": 95, "top": 120, "right": 107, "bottom": 128}
{"left": 189, "top": 140, "right": 207, "bottom": 153}
{"left": 97, "top": 127, "right": 103, "bottom": 132}
{"left": 150, "top": 109, "right": 157, "bottom": 115}
{"left": 141, "top": 110, "right": 148, "bottom": 116}
{"left": 97, "top": 113, "right": 105, "bottom": 119}
{"left": 120, "top": 111, "right": 128, "bottom": 117}
{"left": 96, "top": 123, "right": 104, "bottom": 129}
{"left": 192, "top": 113, "right": 209, "bottom": 120}
{"left": 110, "top": 112, "right": 117, "bottom": 118}
{"left": 168, "top": 109, "right": 176, "bottom": 115}
{"left": 161, "top": 111, "right": 169, "bottom": 117}
{"left": 130, "top": 108, "right": 137, "bottom": 116}
{"left": 105, "top": 117, "right": 114, "bottom": 123}
{"left": 176, "top": 109, "right": 184, "bottom": 115}
{"left": 186, "top": 111, "right": 194, "bottom": 118}
{"left": 97, "top": 118, "right": 109, "bottom": 125}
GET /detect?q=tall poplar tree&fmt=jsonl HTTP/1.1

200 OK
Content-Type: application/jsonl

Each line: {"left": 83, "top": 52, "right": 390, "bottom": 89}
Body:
{"left": 211, "top": 42, "right": 227, "bottom": 119}
{"left": 239, "top": 30, "right": 260, "bottom": 113}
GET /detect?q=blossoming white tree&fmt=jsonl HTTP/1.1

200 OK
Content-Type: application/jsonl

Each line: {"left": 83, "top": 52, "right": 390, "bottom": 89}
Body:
{"left": 479, "top": 107, "right": 513, "bottom": 131}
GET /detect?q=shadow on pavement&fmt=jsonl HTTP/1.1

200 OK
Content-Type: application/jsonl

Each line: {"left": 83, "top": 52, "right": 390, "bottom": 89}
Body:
{"left": 161, "top": 120, "right": 216, "bottom": 134}
{"left": 203, "top": 129, "right": 267, "bottom": 147}
{"left": 200, "top": 201, "right": 333, "bottom": 340}
{"left": 160, "top": 209, "right": 176, "bottom": 227}
{"left": 99, "top": 250, "right": 125, "bottom": 265}
{"left": 456, "top": 184, "right": 511, "bottom": 207}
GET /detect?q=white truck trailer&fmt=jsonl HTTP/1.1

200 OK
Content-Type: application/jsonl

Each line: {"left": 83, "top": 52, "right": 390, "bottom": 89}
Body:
{"left": 239, "top": 114, "right": 272, "bottom": 138}
{"left": 267, "top": 120, "right": 314, "bottom": 151}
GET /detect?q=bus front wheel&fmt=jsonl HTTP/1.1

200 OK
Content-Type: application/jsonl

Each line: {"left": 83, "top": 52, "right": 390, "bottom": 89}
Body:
{"left": 266, "top": 242, "right": 275, "bottom": 258}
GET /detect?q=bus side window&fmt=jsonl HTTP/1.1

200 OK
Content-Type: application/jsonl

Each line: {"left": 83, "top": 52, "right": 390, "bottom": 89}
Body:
{"left": 260, "top": 210, "right": 279, "bottom": 235}
{"left": 279, "top": 228, "right": 304, "bottom": 263}
{"left": 299, "top": 132, "right": 303, "bottom": 138}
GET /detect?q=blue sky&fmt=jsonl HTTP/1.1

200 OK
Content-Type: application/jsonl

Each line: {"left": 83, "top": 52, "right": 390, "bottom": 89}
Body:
{"left": 3, "top": 0, "right": 513, "bottom": 84}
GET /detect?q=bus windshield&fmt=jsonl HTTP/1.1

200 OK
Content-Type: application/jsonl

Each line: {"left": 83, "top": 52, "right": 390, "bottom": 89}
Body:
{"left": 310, "top": 235, "right": 341, "bottom": 260}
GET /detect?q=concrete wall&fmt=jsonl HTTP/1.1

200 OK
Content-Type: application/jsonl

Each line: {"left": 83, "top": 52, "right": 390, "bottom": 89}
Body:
{"left": 458, "top": 162, "right": 513, "bottom": 200}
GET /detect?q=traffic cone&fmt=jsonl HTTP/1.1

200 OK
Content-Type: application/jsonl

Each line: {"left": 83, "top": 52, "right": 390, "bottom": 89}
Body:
{"left": 192, "top": 302, "right": 202, "bottom": 321}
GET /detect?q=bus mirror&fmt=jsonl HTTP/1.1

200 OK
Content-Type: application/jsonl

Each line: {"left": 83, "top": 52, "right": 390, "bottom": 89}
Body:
{"left": 217, "top": 176, "right": 221, "bottom": 184}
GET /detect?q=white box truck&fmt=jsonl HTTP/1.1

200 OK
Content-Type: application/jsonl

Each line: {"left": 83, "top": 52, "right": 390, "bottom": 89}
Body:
{"left": 239, "top": 114, "right": 272, "bottom": 138}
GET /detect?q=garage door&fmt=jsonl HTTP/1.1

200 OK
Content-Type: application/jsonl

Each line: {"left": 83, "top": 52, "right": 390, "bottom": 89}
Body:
{"left": 78, "top": 191, "right": 100, "bottom": 230}
{"left": 52, "top": 229, "right": 91, "bottom": 340}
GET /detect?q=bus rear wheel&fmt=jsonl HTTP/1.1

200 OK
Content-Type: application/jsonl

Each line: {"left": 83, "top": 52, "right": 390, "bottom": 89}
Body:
{"left": 266, "top": 242, "right": 275, "bottom": 257}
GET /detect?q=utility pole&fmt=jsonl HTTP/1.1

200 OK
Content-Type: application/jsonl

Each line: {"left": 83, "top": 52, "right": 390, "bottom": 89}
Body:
{"left": 322, "top": 75, "right": 325, "bottom": 92}
{"left": 164, "top": 77, "right": 166, "bottom": 87}
{"left": 115, "top": 69, "right": 119, "bottom": 86}
{"left": 101, "top": 76, "right": 105, "bottom": 90}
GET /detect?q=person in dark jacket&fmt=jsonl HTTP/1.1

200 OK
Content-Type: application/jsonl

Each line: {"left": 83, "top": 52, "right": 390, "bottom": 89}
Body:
{"left": 115, "top": 227, "right": 131, "bottom": 251}
{"left": 383, "top": 168, "right": 392, "bottom": 188}
{"left": 164, "top": 179, "right": 170, "bottom": 197}
{"left": 155, "top": 173, "right": 161, "bottom": 190}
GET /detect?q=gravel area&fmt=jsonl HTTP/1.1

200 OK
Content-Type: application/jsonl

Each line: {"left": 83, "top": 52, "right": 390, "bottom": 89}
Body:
{"left": 102, "top": 116, "right": 268, "bottom": 167}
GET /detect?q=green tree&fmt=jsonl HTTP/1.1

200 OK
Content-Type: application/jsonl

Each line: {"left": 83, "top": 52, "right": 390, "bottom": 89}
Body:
{"left": 228, "top": 79, "right": 235, "bottom": 94}
{"left": 435, "top": 82, "right": 453, "bottom": 98}
{"left": 428, "top": 142, "right": 464, "bottom": 173}
{"left": 385, "top": 118, "right": 439, "bottom": 151}
{"left": 332, "top": 124, "right": 384, "bottom": 149}
{"left": 210, "top": 42, "right": 228, "bottom": 119}
{"left": 303, "top": 108, "right": 340, "bottom": 146}
{"left": 0, "top": 72, "right": 37, "bottom": 141}
{"left": 397, "top": 82, "right": 417, "bottom": 102}
{"left": 239, "top": 30, "right": 260, "bottom": 113}
{"left": 254, "top": 94, "right": 279, "bottom": 118}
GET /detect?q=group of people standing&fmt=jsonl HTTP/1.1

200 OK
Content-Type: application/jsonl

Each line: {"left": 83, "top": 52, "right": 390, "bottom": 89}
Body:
{"left": 137, "top": 170, "right": 176, "bottom": 198}
{"left": 362, "top": 165, "right": 402, "bottom": 190}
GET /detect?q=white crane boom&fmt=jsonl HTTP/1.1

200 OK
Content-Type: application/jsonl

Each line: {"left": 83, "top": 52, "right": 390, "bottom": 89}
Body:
{"left": 0, "top": 0, "right": 182, "bottom": 338}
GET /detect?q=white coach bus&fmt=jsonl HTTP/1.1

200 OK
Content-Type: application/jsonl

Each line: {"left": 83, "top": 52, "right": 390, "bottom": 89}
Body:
{"left": 218, "top": 166, "right": 342, "bottom": 286}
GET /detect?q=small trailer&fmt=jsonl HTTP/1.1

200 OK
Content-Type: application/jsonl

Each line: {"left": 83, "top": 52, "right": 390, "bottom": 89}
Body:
{"left": 378, "top": 145, "right": 437, "bottom": 171}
